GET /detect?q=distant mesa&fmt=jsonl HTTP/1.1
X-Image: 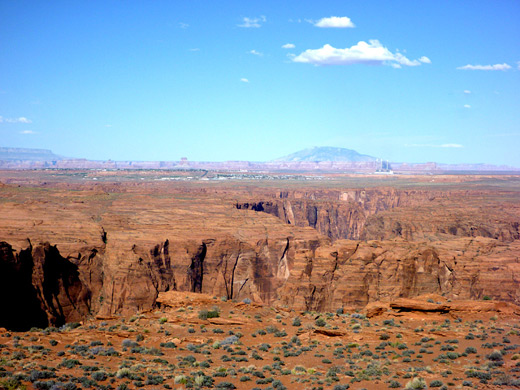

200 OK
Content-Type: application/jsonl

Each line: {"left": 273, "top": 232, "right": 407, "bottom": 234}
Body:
{"left": 275, "top": 146, "right": 376, "bottom": 162}
{"left": 0, "top": 146, "right": 518, "bottom": 172}
{"left": 0, "top": 147, "right": 64, "bottom": 161}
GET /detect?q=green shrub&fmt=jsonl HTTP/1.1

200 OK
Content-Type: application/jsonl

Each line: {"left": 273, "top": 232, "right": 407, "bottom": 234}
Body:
{"left": 405, "top": 377, "right": 427, "bottom": 389}
{"left": 315, "top": 318, "right": 326, "bottom": 327}
{"left": 199, "top": 308, "right": 220, "bottom": 320}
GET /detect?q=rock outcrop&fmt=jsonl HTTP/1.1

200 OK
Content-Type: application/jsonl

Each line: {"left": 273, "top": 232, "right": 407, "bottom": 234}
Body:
{"left": 0, "top": 241, "right": 91, "bottom": 330}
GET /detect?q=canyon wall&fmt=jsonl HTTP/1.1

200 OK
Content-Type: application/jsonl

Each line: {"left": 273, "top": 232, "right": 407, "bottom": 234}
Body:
{"left": 236, "top": 188, "right": 520, "bottom": 242}
{"left": 1, "top": 233, "right": 518, "bottom": 331}
{"left": 0, "top": 176, "right": 519, "bottom": 330}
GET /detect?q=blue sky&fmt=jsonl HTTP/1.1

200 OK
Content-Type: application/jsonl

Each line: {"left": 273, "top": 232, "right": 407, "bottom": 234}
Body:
{"left": 1, "top": 1, "right": 519, "bottom": 165}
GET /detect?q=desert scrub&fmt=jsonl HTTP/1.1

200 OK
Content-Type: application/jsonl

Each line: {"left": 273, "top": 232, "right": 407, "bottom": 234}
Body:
{"left": 215, "top": 382, "right": 236, "bottom": 389}
{"left": 265, "top": 325, "right": 279, "bottom": 334}
{"left": 174, "top": 374, "right": 187, "bottom": 384}
{"left": 487, "top": 350, "right": 503, "bottom": 361}
{"left": 0, "top": 378, "right": 27, "bottom": 390}
{"left": 58, "top": 359, "right": 81, "bottom": 369}
{"left": 198, "top": 307, "right": 220, "bottom": 320}
{"left": 91, "top": 371, "right": 107, "bottom": 381}
{"left": 405, "top": 377, "right": 427, "bottom": 389}
{"left": 315, "top": 318, "right": 326, "bottom": 327}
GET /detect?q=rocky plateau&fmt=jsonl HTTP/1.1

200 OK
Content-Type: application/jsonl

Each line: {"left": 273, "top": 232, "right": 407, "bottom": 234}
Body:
{"left": 0, "top": 170, "right": 519, "bottom": 331}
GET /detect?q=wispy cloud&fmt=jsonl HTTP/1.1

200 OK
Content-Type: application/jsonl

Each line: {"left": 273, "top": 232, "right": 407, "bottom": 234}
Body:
{"left": 249, "top": 49, "right": 263, "bottom": 56}
{"left": 457, "top": 63, "right": 511, "bottom": 71}
{"left": 464, "top": 104, "right": 471, "bottom": 109}
{"left": 314, "top": 16, "right": 355, "bottom": 28}
{"left": 293, "top": 40, "right": 429, "bottom": 67}
{"left": 189, "top": 48, "right": 200, "bottom": 52}
{"left": 441, "top": 144, "right": 464, "bottom": 148}
{"left": 406, "top": 143, "right": 464, "bottom": 148}
{"left": 282, "top": 43, "right": 295, "bottom": 49}
{"left": 238, "top": 16, "right": 266, "bottom": 28}
{"left": 19, "top": 130, "right": 37, "bottom": 134}
{"left": 179, "top": 22, "right": 189, "bottom": 29}
{"left": 464, "top": 90, "right": 471, "bottom": 94}
{"left": 240, "top": 78, "right": 249, "bottom": 83}
{"left": 105, "top": 124, "right": 113, "bottom": 128}
{"left": 0, "top": 116, "right": 32, "bottom": 123}
{"left": 418, "top": 56, "right": 431, "bottom": 64}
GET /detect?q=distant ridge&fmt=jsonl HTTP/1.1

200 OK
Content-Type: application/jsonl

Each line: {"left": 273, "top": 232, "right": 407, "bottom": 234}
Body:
{"left": 0, "top": 147, "right": 64, "bottom": 161}
{"left": 275, "top": 146, "right": 376, "bottom": 162}
{"left": 0, "top": 146, "right": 517, "bottom": 172}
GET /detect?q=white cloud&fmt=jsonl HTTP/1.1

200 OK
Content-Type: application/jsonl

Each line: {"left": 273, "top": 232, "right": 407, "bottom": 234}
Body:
{"left": 441, "top": 144, "right": 463, "bottom": 148}
{"left": 179, "top": 22, "right": 189, "bottom": 29}
{"left": 240, "top": 78, "right": 249, "bottom": 83}
{"left": 249, "top": 49, "right": 263, "bottom": 56}
{"left": 464, "top": 90, "right": 471, "bottom": 94}
{"left": 464, "top": 104, "right": 471, "bottom": 109}
{"left": 314, "top": 16, "right": 355, "bottom": 28}
{"left": 292, "top": 40, "right": 429, "bottom": 67}
{"left": 0, "top": 116, "right": 32, "bottom": 123}
{"left": 238, "top": 16, "right": 266, "bottom": 28}
{"left": 418, "top": 56, "right": 431, "bottom": 64}
{"left": 517, "top": 61, "right": 520, "bottom": 70}
{"left": 457, "top": 63, "right": 511, "bottom": 71}
{"left": 105, "top": 124, "right": 113, "bottom": 128}
{"left": 19, "top": 130, "right": 37, "bottom": 134}
{"left": 189, "top": 48, "right": 200, "bottom": 52}
{"left": 282, "top": 43, "right": 295, "bottom": 49}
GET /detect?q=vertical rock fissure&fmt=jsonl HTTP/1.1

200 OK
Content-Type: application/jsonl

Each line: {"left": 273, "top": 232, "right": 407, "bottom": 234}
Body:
{"left": 229, "top": 251, "right": 241, "bottom": 300}
{"left": 279, "top": 238, "right": 290, "bottom": 265}
{"left": 100, "top": 227, "right": 107, "bottom": 244}
{"left": 329, "top": 252, "right": 339, "bottom": 283}
{"left": 237, "top": 278, "right": 249, "bottom": 296}
{"left": 189, "top": 243, "right": 206, "bottom": 293}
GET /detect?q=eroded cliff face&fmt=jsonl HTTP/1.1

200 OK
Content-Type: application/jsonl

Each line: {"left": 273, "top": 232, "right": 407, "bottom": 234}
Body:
{"left": 3, "top": 233, "right": 518, "bottom": 330}
{"left": 1, "top": 177, "right": 519, "bottom": 330}
{"left": 236, "top": 188, "right": 520, "bottom": 242}
{"left": 278, "top": 238, "right": 520, "bottom": 312}
{"left": 236, "top": 188, "right": 409, "bottom": 240}
{"left": 0, "top": 241, "right": 91, "bottom": 330}
{"left": 80, "top": 235, "right": 328, "bottom": 317}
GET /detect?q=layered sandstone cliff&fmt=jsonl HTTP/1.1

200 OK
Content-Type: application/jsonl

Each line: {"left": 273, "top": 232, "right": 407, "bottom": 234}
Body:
{"left": 0, "top": 172, "right": 518, "bottom": 330}
{"left": 236, "top": 188, "right": 519, "bottom": 242}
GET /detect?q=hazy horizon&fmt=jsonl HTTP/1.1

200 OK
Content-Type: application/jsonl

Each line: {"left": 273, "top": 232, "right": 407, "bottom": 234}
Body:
{"left": 1, "top": 1, "right": 519, "bottom": 166}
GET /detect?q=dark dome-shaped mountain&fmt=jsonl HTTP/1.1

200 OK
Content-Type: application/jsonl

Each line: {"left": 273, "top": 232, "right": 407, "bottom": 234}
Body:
{"left": 274, "top": 147, "right": 376, "bottom": 162}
